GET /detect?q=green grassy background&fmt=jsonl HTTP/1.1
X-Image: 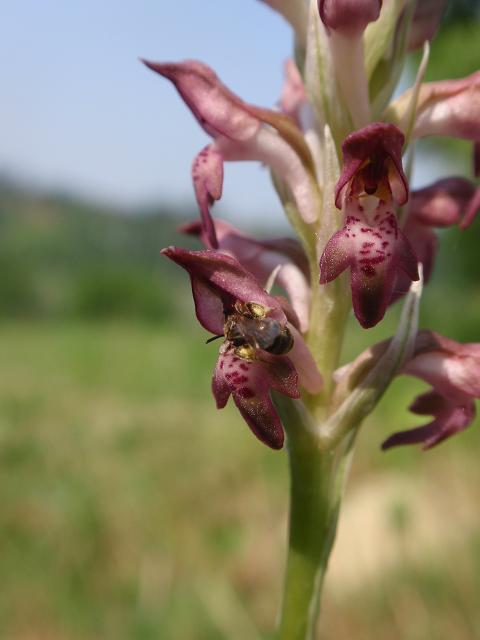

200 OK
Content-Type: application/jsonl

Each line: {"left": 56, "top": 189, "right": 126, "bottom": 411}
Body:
{"left": 0, "top": 317, "right": 479, "bottom": 640}
{"left": 0, "top": 175, "right": 479, "bottom": 638}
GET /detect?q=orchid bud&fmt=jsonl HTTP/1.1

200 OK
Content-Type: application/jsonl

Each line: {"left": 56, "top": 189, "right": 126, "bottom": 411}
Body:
{"left": 318, "top": 0, "right": 382, "bottom": 36}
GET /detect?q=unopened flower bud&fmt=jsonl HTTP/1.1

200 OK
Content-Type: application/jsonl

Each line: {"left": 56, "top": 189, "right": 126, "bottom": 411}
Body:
{"left": 318, "top": 0, "right": 382, "bottom": 36}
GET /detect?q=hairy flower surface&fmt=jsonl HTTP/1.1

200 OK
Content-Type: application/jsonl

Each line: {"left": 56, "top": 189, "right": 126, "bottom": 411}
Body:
{"left": 162, "top": 247, "right": 321, "bottom": 449}
{"left": 320, "top": 123, "right": 418, "bottom": 328}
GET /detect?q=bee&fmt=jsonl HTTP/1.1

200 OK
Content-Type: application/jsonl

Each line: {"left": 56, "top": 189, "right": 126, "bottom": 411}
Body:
{"left": 223, "top": 301, "right": 294, "bottom": 359}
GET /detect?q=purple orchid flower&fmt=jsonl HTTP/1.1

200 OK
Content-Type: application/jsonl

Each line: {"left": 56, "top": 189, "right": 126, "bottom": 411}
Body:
{"left": 162, "top": 247, "right": 322, "bottom": 449}
{"left": 181, "top": 218, "right": 311, "bottom": 332}
{"left": 319, "top": 123, "right": 419, "bottom": 328}
{"left": 393, "top": 177, "right": 479, "bottom": 300}
{"left": 143, "top": 59, "right": 320, "bottom": 249}
{"left": 382, "top": 331, "right": 480, "bottom": 450}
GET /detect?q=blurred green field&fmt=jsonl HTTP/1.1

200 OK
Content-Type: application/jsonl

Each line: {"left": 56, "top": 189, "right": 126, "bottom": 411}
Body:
{"left": 0, "top": 320, "right": 479, "bottom": 640}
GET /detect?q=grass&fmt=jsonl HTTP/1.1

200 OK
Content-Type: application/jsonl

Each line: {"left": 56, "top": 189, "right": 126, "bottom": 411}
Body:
{"left": 0, "top": 320, "right": 479, "bottom": 639}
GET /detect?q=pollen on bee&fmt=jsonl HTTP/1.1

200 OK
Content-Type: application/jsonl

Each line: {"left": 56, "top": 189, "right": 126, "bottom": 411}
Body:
{"left": 246, "top": 302, "right": 266, "bottom": 318}
{"left": 234, "top": 344, "right": 256, "bottom": 360}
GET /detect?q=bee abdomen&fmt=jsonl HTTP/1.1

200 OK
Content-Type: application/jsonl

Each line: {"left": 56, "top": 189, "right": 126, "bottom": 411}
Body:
{"left": 264, "top": 327, "right": 294, "bottom": 355}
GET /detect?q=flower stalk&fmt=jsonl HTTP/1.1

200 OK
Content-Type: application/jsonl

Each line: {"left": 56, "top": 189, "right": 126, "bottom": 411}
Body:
{"left": 274, "top": 394, "right": 349, "bottom": 640}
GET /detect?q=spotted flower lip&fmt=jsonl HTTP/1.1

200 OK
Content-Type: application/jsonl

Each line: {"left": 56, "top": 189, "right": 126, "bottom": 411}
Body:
{"left": 318, "top": 0, "right": 382, "bottom": 36}
{"left": 382, "top": 331, "right": 480, "bottom": 450}
{"left": 181, "top": 218, "right": 311, "bottom": 332}
{"left": 334, "top": 122, "right": 408, "bottom": 208}
{"left": 161, "top": 246, "right": 322, "bottom": 449}
{"left": 320, "top": 196, "right": 419, "bottom": 327}
{"left": 212, "top": 343, "right": 298, "bottom": 449}
{"left": 320, "top": 123, "right": 418, "bottom": 328}
{"left": 143, "top": 58, "right": 320, "bottom": 246}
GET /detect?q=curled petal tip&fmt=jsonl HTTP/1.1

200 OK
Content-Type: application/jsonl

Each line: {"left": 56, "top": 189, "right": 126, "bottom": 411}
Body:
{"left": 141, "top": 58, "right": 163, "bottom": 73}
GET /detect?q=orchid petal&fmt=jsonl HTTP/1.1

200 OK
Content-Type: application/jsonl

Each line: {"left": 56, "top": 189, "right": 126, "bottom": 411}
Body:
{"left": 410, "top": 177, "right": 476, "bottom": 227}
{"left": 460, "top": 187, "right": 480, "bottom": 230}
{"left": 191, "top": 145, "right": 223, "bottom": 249}
{"left": 215, "top": 129, "right": 320, "bottom": 224}
{"left": 320, "top": 197, "right": 419, "bottom": 328}
{"left": 190, "top": 277, "right": 225, "bottom": 336}
{"left": 403, "top": 332, "right": 480, "bottom": 399}
{"left": 213, "top": 344, "right": 300, "bottom": 449}
{"left": 382, "top": 392, "right": 476, "bottom": 450}
{"left": 280, "top": 59, "right": 307, "bottom": 126}
{"left": 383, "top": 331, "right": 480, "bottom": 449}
{"left": 387, "top": 72, "right": 480, "bottom": 142}
{"left": 288, "top": 325, "right": 323, "bottom": 393}
{"left": 181, "top": 219, "right": 312, "bottom": 331}
{"left": 143, "top": 58, "right": 319, "bottom": 228}
{"left": 162, "top": 247, "right": 285, "bottom": 328}
{"left": 142, "top": 59, "right": 260, "bottom": 141}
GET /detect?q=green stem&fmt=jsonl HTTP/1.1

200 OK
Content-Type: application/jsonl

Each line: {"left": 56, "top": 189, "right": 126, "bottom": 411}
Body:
{"left": 275, "top": 399, "right": 348, "bottom": 640}
{"left": 306, "top": 275, "right": 349, "bottom": 403}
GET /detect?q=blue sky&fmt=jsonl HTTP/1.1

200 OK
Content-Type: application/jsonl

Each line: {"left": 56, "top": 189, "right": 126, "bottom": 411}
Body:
{"left": 0, "top": 1, "right": 461, "bottom": 222}
{"left": 0, "top": 1, "right": 294, "bottom": 220}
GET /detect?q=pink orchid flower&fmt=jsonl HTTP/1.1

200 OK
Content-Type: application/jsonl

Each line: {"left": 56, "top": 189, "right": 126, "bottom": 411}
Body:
{"left": 388, "top": 72, "right": 480, "bottom": 165}
{"left": 383, "top": 331, "right": 480, "bottom": 449}
{"left": 319, "top": 122, "right": 419, "bottom": 328}
{"left": 393, "top": 177, "right": 479, "bottom": 300}
{"left": 162, "top": 247, "right": 322, "bottom": 449}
